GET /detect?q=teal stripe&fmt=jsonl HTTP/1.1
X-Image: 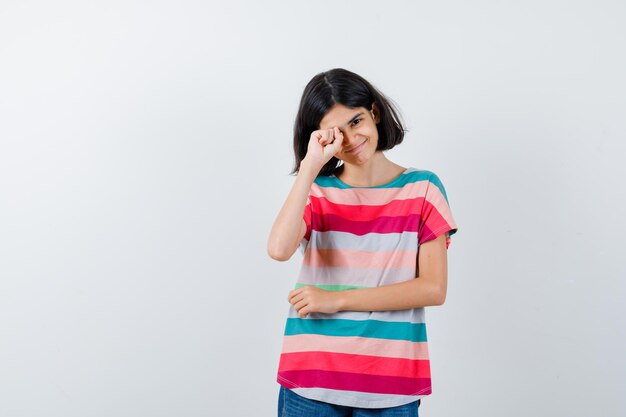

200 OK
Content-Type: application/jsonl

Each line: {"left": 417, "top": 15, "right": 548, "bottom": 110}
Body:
{"left": 314, "top": 169, "right": 450, "bottom": 204}
{"left": 424, "top": 171, "right": 450, "bottom": 203}
{"left": 284, "top": 318, "right": 427, "bottom": 342}
{"left": 315, "top": 169, "right": 452, "bottom": 207}
{"left": 315, "top": 170, "right": 426, "bottom": 188}
{"left": 294, "top": 283, "right": 370, "bottom": 291}
{"left": 314, "top": 169, "right": 430, "bottom": 190}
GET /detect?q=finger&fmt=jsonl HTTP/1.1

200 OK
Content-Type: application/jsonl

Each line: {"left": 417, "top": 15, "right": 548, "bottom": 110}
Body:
{"left": 311, "top": 131, "right": 323, "bottom": 146}
{"left": 328, "top": 128, "right": 336, "bottom": 143}
{"left": 299, "top": 306, "right": 310, "bottom": 317}
{"left": 320, "top": 128, "right": 334, "bottom": 144}
{"left": 289, "top": 294, "right": 305, "bottom": 306}
{"left": 293, "top": 299, "right": 308, "bottom": 312}
{"left": 315, "top": 132, "right": 326, "bottom": 146}
{"left": 325, "top": 128, "right": 339, "bottom": 146}
{"left": 289, "top": 286, "right": 312, "bottom": 303}
{"left": 333, "top": 127, "right": 344, "bottom": 149}
{"left": 287, "top": 288, "right": 302, "bottom": 301}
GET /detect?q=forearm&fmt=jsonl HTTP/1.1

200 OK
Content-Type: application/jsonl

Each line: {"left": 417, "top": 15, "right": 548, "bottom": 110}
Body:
{"left": 267, "top": 159, "right": 319, "bottom": 260}
{"left": 336, "top": 277, "right": 444, "bottom": 311}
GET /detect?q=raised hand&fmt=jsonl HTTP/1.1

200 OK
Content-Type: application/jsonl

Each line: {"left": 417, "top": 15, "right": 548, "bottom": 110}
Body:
{"left": 303, "top": 126, "right": 344, "bottom": 170}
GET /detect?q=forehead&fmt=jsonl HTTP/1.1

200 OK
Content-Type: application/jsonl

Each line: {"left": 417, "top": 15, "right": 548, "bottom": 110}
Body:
{"left": 319, "top": 104, "right": 365, "bottom": 130}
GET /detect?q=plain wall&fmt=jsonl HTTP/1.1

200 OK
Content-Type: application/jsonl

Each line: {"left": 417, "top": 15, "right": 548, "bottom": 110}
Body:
{"left": 1, "top": 1, "right": 625, "bottom": 416}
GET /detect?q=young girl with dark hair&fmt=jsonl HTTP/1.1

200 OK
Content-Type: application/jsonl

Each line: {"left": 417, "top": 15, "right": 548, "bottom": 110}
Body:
{"left": 267, "top": 68, "right": 459, "bottom": 417}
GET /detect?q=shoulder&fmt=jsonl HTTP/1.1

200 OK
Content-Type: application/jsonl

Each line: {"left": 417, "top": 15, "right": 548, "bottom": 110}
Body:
{"left": 409, "top": 168, "right": 446, "bottom": 186}
{"left": 403, "top": 168, "right": 440, "bottom": 184}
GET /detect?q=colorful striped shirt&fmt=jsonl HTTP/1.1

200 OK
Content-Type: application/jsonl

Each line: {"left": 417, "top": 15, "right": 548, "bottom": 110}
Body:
{"left": 276, "top": 167, "right": 459, "bottom": 408}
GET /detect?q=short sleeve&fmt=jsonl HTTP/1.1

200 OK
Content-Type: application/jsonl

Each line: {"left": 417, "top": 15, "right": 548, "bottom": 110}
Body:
{"left": 303, "top": 194, "right": 312, "bottom": 241}
{"left": 298, "top": 193, "right": 313, "bottom": 255}
{"left": 418, "top": 172, "right": 458, "bottom": 249}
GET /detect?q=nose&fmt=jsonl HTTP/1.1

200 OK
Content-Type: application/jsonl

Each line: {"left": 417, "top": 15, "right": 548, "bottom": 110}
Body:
{"left": 340, "top": 130, "right": 355, "bottom": 145}
{"left": 342, "top": 132, "right": 362, "bottom": 151}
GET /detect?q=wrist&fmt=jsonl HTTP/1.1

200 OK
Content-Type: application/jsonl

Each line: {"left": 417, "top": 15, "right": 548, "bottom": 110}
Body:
{"left": 335, "top": 290, "right": 350, "bottom": 312}
{"left": 300, "top": 158, "right": 322, "bottom": 175}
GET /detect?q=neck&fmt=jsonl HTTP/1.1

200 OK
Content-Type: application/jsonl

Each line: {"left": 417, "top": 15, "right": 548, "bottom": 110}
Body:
{"left": 336, "top": 153, "right": 404, "bottom": 187}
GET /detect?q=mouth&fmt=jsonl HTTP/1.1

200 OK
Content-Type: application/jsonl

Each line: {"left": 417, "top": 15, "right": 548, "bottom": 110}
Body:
{"left": 346, "top": 139, "right": 367, "bottom": 153}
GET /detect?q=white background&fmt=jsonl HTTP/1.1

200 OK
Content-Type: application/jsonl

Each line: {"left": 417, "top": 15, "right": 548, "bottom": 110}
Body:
{"left": 1, "top": 1, "right": 625, "bottom": 416}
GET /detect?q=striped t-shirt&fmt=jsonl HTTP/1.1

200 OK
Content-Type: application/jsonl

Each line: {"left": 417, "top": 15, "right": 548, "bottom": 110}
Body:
{"left": 276, "top": 167, "right": 459, "bottom": 408}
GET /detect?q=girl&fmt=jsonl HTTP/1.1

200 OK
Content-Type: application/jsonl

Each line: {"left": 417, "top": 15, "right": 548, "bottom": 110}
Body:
{"left": 267, "top": 68, "right": 459, "bottom": 417}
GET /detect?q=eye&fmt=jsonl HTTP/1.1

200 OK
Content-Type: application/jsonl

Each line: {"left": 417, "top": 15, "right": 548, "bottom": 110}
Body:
{"left": 351, "top": 118, "right": 361, "bottom": 126}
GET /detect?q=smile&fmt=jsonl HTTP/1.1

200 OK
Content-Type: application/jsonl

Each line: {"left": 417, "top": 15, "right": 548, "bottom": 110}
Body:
{"left": 346, "top": 139, "right": 367, "bottom": 153}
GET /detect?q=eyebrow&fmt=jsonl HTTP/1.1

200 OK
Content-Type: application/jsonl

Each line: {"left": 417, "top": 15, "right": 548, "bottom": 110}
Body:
{"left": 334, "top": 112, "right": 365, "bottom": 127}
{"left": 321, "top": 111, "right": 366, "bottom": 130}
{"left": 341, "top": 112, "right": 365, "bottom": 129}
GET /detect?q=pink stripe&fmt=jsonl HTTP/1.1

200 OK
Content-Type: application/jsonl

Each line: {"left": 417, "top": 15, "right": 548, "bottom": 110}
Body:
{"left": 309, "top": 181, "right": 429, "bottom": 206}
{"left": 419, "top": 200, "right": 456, "bottom": 244}
{"left": 303, "top": 199, "right": 312, "bottom": 240}
{"left": 309, "top": 180, "right": 456, "bottom": 232}
{"left": 420, "top": 187, "right": 457, "bottom": 231}
{"left": 303, "top": 248, "right": 417, "bottom": 269}
{"left": 313, "top": 196, "right": 425, "bottom": 221}
{"left": 281, "top": 334, "right": 429, "bottom": 360}
{"left": 313, "top": 212, "right": 421, "bottom": 235}
{"left": 278, "top": 351, "right": 431, "bottom": 379}
{"left": 278, "top": 369, "right": 432, "bottom": 396}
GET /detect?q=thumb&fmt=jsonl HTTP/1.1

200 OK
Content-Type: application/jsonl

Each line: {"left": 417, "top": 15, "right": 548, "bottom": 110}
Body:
{"left": 332, "top": 127, "right": 344, "bottom": 151}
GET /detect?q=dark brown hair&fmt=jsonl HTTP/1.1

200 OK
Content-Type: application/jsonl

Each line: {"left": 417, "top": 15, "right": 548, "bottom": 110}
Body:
{"left": 291, "top": 68, "right": 407, "bottom": 176}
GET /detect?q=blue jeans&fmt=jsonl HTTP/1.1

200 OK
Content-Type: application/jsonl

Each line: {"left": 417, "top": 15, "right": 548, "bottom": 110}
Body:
{"left": 278, "top": 386, "right": 420, "bottom": 417}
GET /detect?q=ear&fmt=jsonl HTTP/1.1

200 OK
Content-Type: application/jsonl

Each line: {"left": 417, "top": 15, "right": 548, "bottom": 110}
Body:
{"left": 370, "top": 102, "right": 379, "bottom": 123}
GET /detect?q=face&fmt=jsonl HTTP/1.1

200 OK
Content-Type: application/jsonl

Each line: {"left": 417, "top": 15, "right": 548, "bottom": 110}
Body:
{"left": 319, "top": 103, "right": 380, "bottom": 165}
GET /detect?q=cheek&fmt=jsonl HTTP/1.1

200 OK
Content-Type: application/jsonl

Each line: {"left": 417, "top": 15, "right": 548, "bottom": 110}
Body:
{"left": 367, "top": 129, "right": 379, "bottom": 145}
{"left": 353, "top": 125, "right": 376, "bottom": 139}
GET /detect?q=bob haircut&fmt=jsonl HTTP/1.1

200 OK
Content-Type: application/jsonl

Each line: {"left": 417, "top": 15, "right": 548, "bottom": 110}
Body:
{"left": 291, "top": 68, "right": 407, "bottom": 176}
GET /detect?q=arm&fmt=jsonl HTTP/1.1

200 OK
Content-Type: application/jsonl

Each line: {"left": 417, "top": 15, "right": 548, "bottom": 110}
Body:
{"left": 268, "top": 126, "right": 346, "bottom": 261}
{"left": 340, "top": 232, "right": 449, "bottom": 310}
{"left": 266, "top": 159, "right": 319, "bottom": 262}
{"left": 288, "top": 232, "right": 449, "bottom": 317}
